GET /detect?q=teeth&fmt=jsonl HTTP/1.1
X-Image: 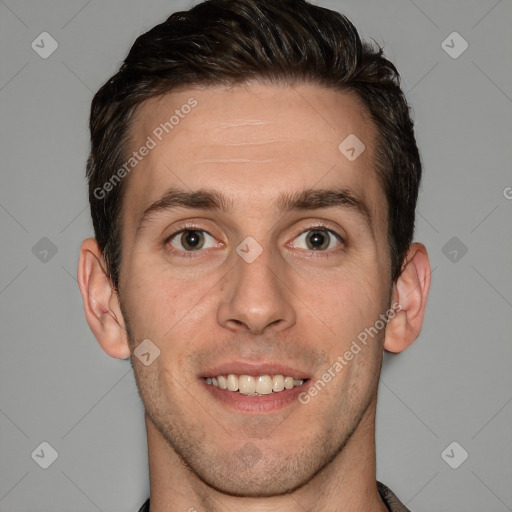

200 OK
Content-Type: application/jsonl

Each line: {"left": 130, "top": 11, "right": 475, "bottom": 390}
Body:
{"left": 273, "top": 375, "right": 285, "bottom": 392}
{"left": 255, "top": 375, "right": 273, "bottom": 395}
{"left": 227, "top": 373, "right": 239, "bottom": 391}
{"left": 239, "top": 375, "right": 256, "bottom": 394}
{"left": 205, "top": 374, "right": 305, "bottom": 395}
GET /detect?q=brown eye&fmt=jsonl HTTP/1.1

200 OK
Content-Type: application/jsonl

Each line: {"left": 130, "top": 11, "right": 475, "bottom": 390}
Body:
{"left": 306, "top": 230, "right": 330, "bottom": 250}
{"left": 290, "top": 228, "right": 342, "bottom": 251}
{"left": 169, "top": 229, "right": 215, "bottom": 251}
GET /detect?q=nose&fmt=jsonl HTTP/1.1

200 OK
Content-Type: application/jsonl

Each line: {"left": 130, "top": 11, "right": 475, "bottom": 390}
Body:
{"left": 217, "top": 243, "right": 296, "bottom": 335}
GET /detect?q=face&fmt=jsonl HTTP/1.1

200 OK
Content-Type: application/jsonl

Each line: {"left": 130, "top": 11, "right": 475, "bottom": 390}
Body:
{"left": 117, "top": 83, "right": 393, "bottom": 496}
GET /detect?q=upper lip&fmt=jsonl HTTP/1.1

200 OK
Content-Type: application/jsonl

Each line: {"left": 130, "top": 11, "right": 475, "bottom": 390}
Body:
{"left": 200, "top": 361, "right": 311, "bottom": 380}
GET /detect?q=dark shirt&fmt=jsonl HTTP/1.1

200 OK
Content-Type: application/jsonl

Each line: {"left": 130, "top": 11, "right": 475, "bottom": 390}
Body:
{"left": 137, "top": 481, "right": 411, "bottom": 511}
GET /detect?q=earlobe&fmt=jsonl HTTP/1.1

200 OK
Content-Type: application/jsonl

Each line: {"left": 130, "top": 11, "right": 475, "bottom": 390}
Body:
{"left": 384, "top": 243, "right": 431, "bottom": 353}
{"left": 77, "top": 238, "right": 131, "bottom": 359}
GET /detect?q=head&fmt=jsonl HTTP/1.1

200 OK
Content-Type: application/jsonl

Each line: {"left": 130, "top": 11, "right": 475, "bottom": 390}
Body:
{"left": 79, "top": 0, "right": 430, "bottom": 499}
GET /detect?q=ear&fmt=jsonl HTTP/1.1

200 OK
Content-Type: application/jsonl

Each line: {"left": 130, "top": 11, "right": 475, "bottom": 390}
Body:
{"left": 384, "top": 243, "right": 431, "bottom": 353}
{"left": 77, "top": 238, "right": 131, "bottom": 359}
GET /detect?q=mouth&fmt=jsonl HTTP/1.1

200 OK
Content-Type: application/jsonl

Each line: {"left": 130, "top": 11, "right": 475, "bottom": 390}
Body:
{"left": 199, "top": 363, "right": 311, "bottom": 412}
{"left": 204, "top": 374, "right": 307, "bottom": 396}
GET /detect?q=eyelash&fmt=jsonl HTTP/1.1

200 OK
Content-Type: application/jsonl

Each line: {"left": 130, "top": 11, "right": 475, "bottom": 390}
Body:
{"left": 163, "top": 222, "right": 344, "bottom": 257}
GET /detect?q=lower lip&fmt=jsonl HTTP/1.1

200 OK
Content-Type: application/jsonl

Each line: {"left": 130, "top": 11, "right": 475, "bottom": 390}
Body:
{"left": 201, "top": 379, "right": 311, "bottom": 413}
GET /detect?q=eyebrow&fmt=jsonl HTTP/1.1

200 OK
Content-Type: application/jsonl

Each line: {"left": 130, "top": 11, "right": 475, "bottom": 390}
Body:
{"left": 136, "top": 186, "right": 372, "bottom": 234}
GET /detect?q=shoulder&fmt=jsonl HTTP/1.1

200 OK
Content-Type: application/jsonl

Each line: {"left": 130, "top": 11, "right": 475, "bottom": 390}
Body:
{"left": 137, "top": 498, "right": 150, "bottom": 512}
{"left": 377, "top": 481, "right": 412, "bottom": 512}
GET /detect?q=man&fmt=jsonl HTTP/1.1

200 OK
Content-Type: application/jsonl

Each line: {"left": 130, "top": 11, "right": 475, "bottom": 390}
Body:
{"left": 78, "top": 0, "right": 431, "bottom": 510}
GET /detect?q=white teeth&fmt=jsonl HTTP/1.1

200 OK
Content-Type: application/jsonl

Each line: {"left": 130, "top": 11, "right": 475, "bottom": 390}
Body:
{"left": 227, "top": 373, "right": 239, "bottom": 391}
{"left": 239, "top": 375, "right": 256, "bottom": 394}
{"left": 238, "top": 375, "right": 256, "bottom": 395}
{"left": 272, "top": 375, "right": 285, "bottom": 392}
{"left": 255, "top": 375, "right": 273, "bottom": 395}
{"left": 205, "top": 374, "right": 305, "bottom": 395}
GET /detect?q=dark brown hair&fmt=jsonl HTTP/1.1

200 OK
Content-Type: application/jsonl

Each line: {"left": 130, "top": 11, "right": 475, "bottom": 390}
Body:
{"left": 87, "top": 0, "right": 421, "bottom": 289}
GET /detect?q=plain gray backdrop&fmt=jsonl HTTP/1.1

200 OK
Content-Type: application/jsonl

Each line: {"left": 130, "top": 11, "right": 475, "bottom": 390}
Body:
{"left": 1, "top": 1, "right": 511, "bottom": 511}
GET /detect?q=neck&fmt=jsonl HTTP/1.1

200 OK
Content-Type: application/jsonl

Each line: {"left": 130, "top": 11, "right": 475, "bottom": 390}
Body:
{"left": 145, "top": 393, "right": 388, "bottom": 512}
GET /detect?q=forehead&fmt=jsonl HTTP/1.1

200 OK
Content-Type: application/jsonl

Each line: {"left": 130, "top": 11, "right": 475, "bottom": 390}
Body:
{"left": 122, "top": 83, "right": 385, "bottom": 231}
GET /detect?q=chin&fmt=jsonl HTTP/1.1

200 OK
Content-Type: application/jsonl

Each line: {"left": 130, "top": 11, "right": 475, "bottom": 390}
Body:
{"left": 186, "top": 440, "right": 330, "bottom": 498}
{"left": 197, "top": 463, "right": 312, "bottom": 498}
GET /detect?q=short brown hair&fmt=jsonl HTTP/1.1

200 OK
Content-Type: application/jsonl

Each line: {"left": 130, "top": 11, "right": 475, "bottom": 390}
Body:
{"left": 86, "top": 0, "right": 422, "bottom": 289}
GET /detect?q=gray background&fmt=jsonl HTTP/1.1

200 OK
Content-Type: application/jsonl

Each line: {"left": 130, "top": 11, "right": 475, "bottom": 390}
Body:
{"left": 0, "top": 0, "right": 511, "bottom": 511}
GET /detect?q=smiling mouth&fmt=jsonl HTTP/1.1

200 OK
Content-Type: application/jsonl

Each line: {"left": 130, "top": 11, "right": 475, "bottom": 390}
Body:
{"left": 204, "top": 374, "right": 307, "bottom": 396}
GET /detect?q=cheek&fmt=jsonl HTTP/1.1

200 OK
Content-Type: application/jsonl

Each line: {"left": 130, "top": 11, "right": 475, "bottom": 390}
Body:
{"left": 311, "top": 264, "right": 388, "bottom": 339}
{"left": 120, "top": 259, "right": 220, "bottom": 358}
{"left": 123, "top": 256, "right": 190, "bottom": 313}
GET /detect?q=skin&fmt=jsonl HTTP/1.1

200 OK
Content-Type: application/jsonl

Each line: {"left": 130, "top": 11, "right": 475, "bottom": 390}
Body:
{"left": 78, "top": 83, "right": 431, "bottom": 512}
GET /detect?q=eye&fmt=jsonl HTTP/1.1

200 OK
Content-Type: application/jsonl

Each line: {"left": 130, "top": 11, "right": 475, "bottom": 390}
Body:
{"left": 289, "top": 228, "right": 342, "bottom": 251}
{"left": 168, "top": 229, "right": 217, "bottom": 251}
